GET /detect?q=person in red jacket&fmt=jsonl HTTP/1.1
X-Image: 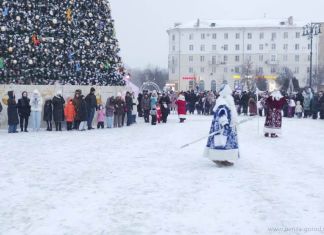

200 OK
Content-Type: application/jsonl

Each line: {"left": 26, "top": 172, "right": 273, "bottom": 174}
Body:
{"left": 176, "top": 93, "right": 187, "bottom": 123}
{"left": 64, "top": 98, "right": 76, "bottom": 131}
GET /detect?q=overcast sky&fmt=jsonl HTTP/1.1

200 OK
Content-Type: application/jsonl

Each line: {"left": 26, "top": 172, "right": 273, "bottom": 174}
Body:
{"left": 109, "top": 0, "right": 324, "bottom": 69}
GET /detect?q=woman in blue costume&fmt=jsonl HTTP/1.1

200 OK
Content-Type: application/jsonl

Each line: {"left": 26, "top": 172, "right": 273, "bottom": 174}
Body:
{"left": 204, "top": 84, "right": 239, "bottom": 167}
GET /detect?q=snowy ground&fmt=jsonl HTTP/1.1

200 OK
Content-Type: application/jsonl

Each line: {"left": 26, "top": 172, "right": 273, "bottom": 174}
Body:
{"left": 0, "top": 114, "right": 324, "bottom": 235}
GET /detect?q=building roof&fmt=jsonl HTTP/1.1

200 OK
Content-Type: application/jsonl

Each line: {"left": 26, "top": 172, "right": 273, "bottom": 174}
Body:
{"left": 170, "top": 17, "right": 308, "bottom": 30}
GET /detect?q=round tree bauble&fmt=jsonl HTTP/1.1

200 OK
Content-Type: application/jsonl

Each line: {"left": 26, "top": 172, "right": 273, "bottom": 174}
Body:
{"left": 59, "top": 39, "right": 64, "bottom": 44}
{"left": 8, "top": 47, "right": 13, "bottom": 53}
{"left": 50, "top": 10, "right": 54, "bottom": 16}
{"left": 24, "top": 37, "right": 29, "bottom": 43}
{"left": 55, "top": 61, "right": 59, "bottom": 65}
{"left": 1, "top": 26, "right": 6, "bottom": 32}
{"left": 12, "top": 60, "right": 17, "bottom": 64}
{"left": 52, "top": 18, "right": 57, "bottom": 24}
{"left": 28, "top": 59, "right": 33, "bottom": 65}
{"left": 35, "top": 15, "right": 40, "bottom": 20}
{"left": 85, "top": 41, "right": 90, "bottom": 46}
{"left": 16, "top": 16, "right": 21, "bottom": 21}
{"left": 89, "top": 13, "right": 93, "bottom": 17}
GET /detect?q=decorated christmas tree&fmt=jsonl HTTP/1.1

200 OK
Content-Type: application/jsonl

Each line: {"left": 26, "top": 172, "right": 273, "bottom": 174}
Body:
{"left": 0, "top": 0, "right": 126, "bottom": 86}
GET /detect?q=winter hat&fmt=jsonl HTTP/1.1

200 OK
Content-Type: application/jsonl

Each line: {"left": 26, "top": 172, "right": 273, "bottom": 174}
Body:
{"left": 56, "top": 90, "right": 62, "bottom": 96}
{"left": 90, "top": 87, "right": 95, "bottom": 93}
{"left": 271, "top": 90, "right": 283, "bottom": 101}
{"left": 219, "top": 84, "right": 232, "bottom": 98}
{"left": 33, "top": 89, "right": 40, "bottom": 95}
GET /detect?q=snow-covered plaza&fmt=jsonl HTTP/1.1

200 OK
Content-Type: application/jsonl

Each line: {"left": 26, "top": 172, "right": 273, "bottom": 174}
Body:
{"left": 1, "top": 115, "right": 324, "bottom": 235}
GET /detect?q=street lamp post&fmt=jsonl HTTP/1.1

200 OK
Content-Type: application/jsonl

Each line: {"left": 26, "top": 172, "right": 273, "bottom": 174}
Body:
{"left": 303, "top": 23, "right": 321, "bottom": 88}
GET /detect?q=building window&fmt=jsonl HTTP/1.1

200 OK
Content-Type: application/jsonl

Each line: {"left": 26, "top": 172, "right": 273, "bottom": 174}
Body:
{"left": 212, "top": 56, "right": 216, "bottom": 65}
{"left": 258, "top": 67, "right": 263, "bottom": 74}
{"left": 308, "top": 44, "right": 311, "bottom": 50}
{"left": 260, "top": 32, "right": 264, "bottom": 39}
{"left": 271, "top": 32, "right": 276, "bottom": 40}
{"left": 247, "top": 33, "right": 252, "bottom": 39}
{"left": 294, "top": 67, "right": 299, "bottom": 74}
{"left": 283, "top": 55, "right": 288, "bottom": 61}
{"left": 223, "top": 55, "right": 228, "bottom": 62}
{"left": 212, "top": 33, "right": 217, "bottom": 39}
{"left": 271, "top": 44, "right": 276, "bottom": 50}
{"left": 189, "top": 67, "right": 193, "bottom": 73}
{"left": 200, "top": 56, "right": 205, "bottom": 62}
{"left": 223, "top": 44, "right": 228, "bottom": 51}
{"left": 172, "top": 46, "right": 175, "bottom": 51}
{"left": 172, "top": 34, "right": 175, "bottom": 41}
{"left": 189, "top": 81, "right": 195, "bottom": 90}
{"left": 199, "top": 80, "right": 205, "bottom": 91}
{"left": 247, "top": 55, "right": 252, "bottom": 61}
{"left": 224, "top": 67, "right": 228, "bottom": 73}
{"left": 200, "top": 45, "right": 205, "bottom": 51}
{"left": 271, "top": 67, "right": 276, "bottom": 73}
{"left": 295, "top": 55, "right": 300, "bottom": 62}
{"left": 171, "top": 67, "right": 175, "bottom": 74}
{"left": 271, "top": 55, "right": 276, "bottom": 61}
{"left": 284, "top": 32, "right": 288, "bottom": 39}
{"left": 259, "top": 55, "right": 264, "bottom": 62}
{"left": 212, "top": 67, "right": 216, "bottom": 73}
{"left": 308, "top": 55, "right": 311, "bottom": 61}
{"left": 224, "top": 33, "right": 228, "bottom": 39}
{"left": 247, "top": 44, "right": 252, "bottom": 50}
{"left": 236, "top": 33, "right": 240, "bottom": 39}
{"left": 201, "top": 33, "right": 205, "bottom": 39}
{"left": 235, "top": 67, "right": 240, "bottom": 73}
{"left": 259, "top": 44, "right": 264, "bottom": 50}
{"left": 171, "top": 56, "right": 175, "bottom": 65}
{"left": 235, "top": 44, "right": 240, "bottom": 51}
{"left": 235, "top": 55, "right": 240, "bottom": 62}
{"left": 283, "top": 44, "right": 288, "bottom": 50}
{"left": 212, "top": 44, "right": 217, "bottom": 51}
{"left": 307, "top": 67, "right": 310, "bottom": 73}
{"left": 200, "top": 67, "right": 205, "bottom": 73}
{"left": 211, "top": 80, "right": 217, "bottom": 91}
{"left": 296, "top": 32, "right": 300, "bottom": 38}
{"left": 189, "top": 34, "right": 194, "bottom": 40}
{"left": 189, "top": 56, "right": 193, "bottom": 62}
{"left": 295, "top": 44, "right": 300, "bottom": 50}
{"left": 189, "top": 45, "right": 194, "bottom": 51}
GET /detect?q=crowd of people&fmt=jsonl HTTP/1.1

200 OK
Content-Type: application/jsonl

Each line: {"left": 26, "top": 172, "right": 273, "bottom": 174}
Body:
{"left": 1, "top": 87, "right": 187, "bottom": 133}
{"left": 1, "top": 86, "right": 323, "bottom": 134}
{"left": 232, "top": 89, "right": 324, "bottom": 120}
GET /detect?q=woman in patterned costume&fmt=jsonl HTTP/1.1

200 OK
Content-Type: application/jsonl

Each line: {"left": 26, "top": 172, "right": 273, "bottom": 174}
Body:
{"left": 204, "top": 84, "right": 239, "bottom": 167}
{"left": 264, "top": 90, "right": 287, "bottom": 138}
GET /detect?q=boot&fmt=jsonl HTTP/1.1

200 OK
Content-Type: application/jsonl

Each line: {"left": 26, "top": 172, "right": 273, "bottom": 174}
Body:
{"left": 271, "top": 133, "right": 278, "bottom": 138}
{"left": 264, "top": 133, "right": 269, "bottom": 137}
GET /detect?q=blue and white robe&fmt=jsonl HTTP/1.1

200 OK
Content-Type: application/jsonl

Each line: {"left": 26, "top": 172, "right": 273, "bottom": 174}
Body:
{"left": 204, "top": 100, "right": 239, "bottom": 162}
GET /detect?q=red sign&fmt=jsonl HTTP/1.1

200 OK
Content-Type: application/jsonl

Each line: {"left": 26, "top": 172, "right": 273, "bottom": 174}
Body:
{"left": 182, "top": 76, "right": 196, "bottom": 80}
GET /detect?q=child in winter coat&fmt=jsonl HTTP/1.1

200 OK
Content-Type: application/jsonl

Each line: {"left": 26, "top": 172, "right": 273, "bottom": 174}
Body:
{"left": 105, "top": 96, "right": 115, "bottom": 128}
{"left": 64, "top": 98, "right": 76, "bottom": 131}
{"left": 150, "top": 91, "right": 158, "bottom": 125}
{"left": 295, "top": 101, "right": 303, "bottom": 118}
{"left": 43, "top": 96, "right": 53, "bottom": 131}
{"left": 156, "top": 104, "right": 162, "bottom": 124}
{"left": 97, "top": 104, "right": 105, "bottom": 129}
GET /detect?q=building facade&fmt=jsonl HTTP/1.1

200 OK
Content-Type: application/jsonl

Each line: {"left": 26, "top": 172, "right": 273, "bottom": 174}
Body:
{"left": 167, "top": 17, "right": 322, "bottom": 91}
